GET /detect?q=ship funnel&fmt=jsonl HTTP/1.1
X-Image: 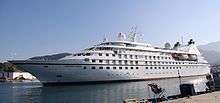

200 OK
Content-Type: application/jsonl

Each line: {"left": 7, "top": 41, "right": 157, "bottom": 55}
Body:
{"left": 188, "top": 39, "right": 195, "bottom": 45}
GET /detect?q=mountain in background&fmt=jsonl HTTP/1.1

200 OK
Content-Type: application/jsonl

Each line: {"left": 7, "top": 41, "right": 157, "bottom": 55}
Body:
{"left": 198, "top": 41, "right": 220, "bottom": 65}
{"left": 198, "top": 41, "right": 220, "bottom": 53}
{"left": 198, "top": 49, "right": 220, "bottom": 65}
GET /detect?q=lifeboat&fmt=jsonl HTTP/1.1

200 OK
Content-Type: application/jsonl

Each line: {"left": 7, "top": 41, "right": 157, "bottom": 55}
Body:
{"left": 188, "top": 54, "right": 198, "bottom": 61}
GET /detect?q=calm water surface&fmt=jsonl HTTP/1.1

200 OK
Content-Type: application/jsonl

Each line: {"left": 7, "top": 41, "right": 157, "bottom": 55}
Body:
{"left": 0, "top": 76, "right": 208, "bottom": 103}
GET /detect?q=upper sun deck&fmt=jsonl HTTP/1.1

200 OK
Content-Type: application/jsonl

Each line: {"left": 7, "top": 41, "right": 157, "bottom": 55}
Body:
{"left": 83, "top": 40, "right": 200, "bottom": 55}
{"left": 97, "top": 41, "right": 152, "bottom": 48}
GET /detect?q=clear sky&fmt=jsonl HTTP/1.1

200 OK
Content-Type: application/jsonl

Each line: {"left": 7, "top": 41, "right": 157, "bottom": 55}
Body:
{"left": 1, "top": 0, "right": 220, "bottom": 61}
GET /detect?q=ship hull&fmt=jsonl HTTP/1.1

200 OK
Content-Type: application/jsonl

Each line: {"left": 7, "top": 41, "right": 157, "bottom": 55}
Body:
{"left": 10, "top": 61, "right": 211, "bottom": 85}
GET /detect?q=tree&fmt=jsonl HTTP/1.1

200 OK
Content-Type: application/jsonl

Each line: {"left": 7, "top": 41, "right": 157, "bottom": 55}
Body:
{"left": 0, "top": 63, "right": 4, "bottom": 71}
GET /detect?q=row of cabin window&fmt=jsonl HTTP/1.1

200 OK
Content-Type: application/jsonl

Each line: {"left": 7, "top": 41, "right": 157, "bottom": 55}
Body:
{"left": 83, "top": 66, "right": 183, "bottom": 70}
{"left": 88, "top": 59, "right": 193, "bottom": 65}
{"left": 98, "top": 53, "right": 172, "bottom": 60}
{"left": 91, "top": 59, "right": 139, "bottom": 64}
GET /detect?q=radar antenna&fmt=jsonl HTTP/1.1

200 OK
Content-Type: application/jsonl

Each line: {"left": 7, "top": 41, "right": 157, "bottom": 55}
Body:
{"left": 127, "top": 26, "right": 137, "bottom": 42}
{"left": 103, "top": 34, "right": 108, "bottom": 42}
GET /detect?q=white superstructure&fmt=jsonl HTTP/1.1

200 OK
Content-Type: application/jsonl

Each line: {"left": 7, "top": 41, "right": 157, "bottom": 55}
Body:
{"left": 9, "top": 32, "right": 211, "bottom": 85}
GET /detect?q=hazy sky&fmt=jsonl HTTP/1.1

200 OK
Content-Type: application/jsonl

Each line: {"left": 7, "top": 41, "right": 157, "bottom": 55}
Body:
{"left": 1, "top": 0, "right": 220, "bottom": 61}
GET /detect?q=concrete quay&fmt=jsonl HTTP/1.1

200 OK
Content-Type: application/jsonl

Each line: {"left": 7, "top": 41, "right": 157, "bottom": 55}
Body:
{"left": 162, "top": 91, "right": 220, "bottom": 103}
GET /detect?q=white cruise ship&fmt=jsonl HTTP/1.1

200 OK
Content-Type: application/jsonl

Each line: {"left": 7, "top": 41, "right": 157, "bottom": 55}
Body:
{"left": 9, "top": 32, "right": 211, "bottom": 85}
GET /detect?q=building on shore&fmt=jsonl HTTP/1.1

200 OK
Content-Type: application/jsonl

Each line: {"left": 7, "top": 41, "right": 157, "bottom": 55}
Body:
{"left": 0, "top": 71, "right": 36, "bottom": 80}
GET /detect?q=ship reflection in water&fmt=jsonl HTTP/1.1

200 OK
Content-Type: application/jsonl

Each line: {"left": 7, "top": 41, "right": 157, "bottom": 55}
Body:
{"left": 0, "top": 75, "right": 208, "bottom": 103}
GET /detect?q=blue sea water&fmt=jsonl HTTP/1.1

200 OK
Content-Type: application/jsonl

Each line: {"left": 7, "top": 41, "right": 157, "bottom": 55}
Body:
{"left": 0, "top": 76, "right": 207, "bottom": 103}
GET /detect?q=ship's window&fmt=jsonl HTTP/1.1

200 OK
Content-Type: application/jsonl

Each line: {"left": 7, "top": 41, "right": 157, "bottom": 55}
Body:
{"left": 83, "top": 66, "right": 87, "bottom": 69}
{"left": 157, "top": 56, "right": 160, "bottom": 59}
{"left": 130, "top": 55, "right": 133, "bottom": 59}
{"left": 158, "top": 67, "right": 161, "bottom": 69}
{"left": 170, "top": 67, "right": 172, "bottom": 69}
{"left": 99, "top": 60, "right": 103, "bottom": 63}
{"left": 145, "top": 61, "right": 148, "bottom": 64}
{"left": 146, "top": 67, "right": 148, "bottom": 69}
{"left": 106, "top": 67, "right": 110, "bottom": 69}
{"left": 119, "top": 67, "right": 122, "bottom": 69}
{"left": 136, "top": 67, "right": 139, "bottom": 69}
{"left": 150, "top": 67, "right": 153, "bottom": 69}
{"left": 180, "top": 67, "right": 182, "bottom": 69}
{"left": 165, "top": 57, "right": 167, "bottom": 59}
{"left": 91, "top": 67, "right": 95, "bottom": 69}
{"left": 130, "top": 61, "right": 133, "bottom": 64}
{"left": 118, "top": 54, "right": 122, "bottom": 58}
{"left": 153, "top": 56, "right": 156, "bottom": 59}
{"left": 85, "top": 53, "right": 91, "bottom": 56}
{"left": 106, "top": 60, "right": 110, "bottom": 64}
{"left": 124, "top": 60, "right": 128, "bottom": 64}
{"left": 135, "top": 55, "right": 138, "bottom": 59}
{"left": 124, "top": 55, "right": 127, "bottom": 59}
{"left": 135, "top": 61, "right": 138, "bottom": 65}
{"left": 92, "top": 59, "right": 96, "bottom": 63}
{"left": 113, "top": 67, "right": 117, "bottom": 69}
{"left": 84, "top": 58, "right": 89, "bottom": 62}
{"left": 131, "top": 67, "right": 134, "bottom": 69}
{"left": 119, "top": 60, "right": 122, "bottom": 64}
{"left": 99, "top": 53, "right": 102, "bottom": 56}
{"left": 166, "top": 67, "right": 169, "bottom": 69}
{"left": 145, "top": 56, "right": 148, "bottom": 59}
{"left": 154, "top": 67, "right": 157, "bottom": 69}
{"left": 112, "top": 54, "right": 116, "bottom": 57}
{"left": 112, "top": 60, "right": 116, "bottom": 64}
{"left": 125, "top": 67, "right": 128, "bottom": 69}
{"left": 161, "top": 57, "right": 164, "bottom": 59}
{"left": 106, "top": 53, "right": 109, "bottom": 56}
{"left": 99, "top": 67, "right": 103, "bottom": 69}
{"left": 162, "top": 67, "right": 165, "bottom": 69}
{"left": 149, "top": 56, "right": 152, "bottom": 59}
